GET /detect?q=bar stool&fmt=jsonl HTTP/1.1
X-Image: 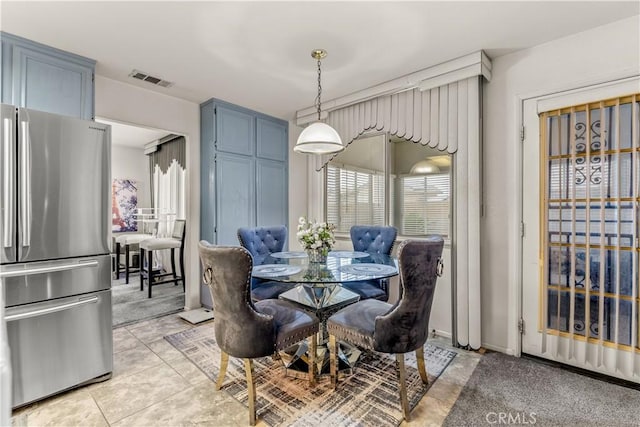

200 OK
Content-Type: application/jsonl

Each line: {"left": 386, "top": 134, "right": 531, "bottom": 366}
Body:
{"left": 139, "top": 220, "right": 186, "bottom": 298}
{"left": 114, "top": 233, "right": 153, "bottom": 283}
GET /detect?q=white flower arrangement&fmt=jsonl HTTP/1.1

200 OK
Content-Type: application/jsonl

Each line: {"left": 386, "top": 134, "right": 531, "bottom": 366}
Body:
{"left": 296, "top": 216, "right": 336, "bottom": 257}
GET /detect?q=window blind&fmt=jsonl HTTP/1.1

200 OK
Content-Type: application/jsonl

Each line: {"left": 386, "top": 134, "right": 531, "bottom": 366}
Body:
{"left": 326, "top": 164, "right": 384, "bottom": 232}
{"left": 400, "top": 174, "right": 450, "bottom": 237}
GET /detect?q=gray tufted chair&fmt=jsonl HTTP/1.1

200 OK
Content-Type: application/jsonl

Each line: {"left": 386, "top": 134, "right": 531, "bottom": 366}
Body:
{"left": 342, "top": 225, "right": 398, "bottom": 301}
{"left": 237, "top": 225, "right": 292, "bottom": 301}
{"left": 198, "top": 241, "right": 320, "bottom": 426}
{"left": 327, "top": 237, "right": 444, "bottom": 421}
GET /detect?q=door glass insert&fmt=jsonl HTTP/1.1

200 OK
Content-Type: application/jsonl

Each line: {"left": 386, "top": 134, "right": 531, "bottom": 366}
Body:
{"left": 541, "top": 95, "right": 639, "bottom": 351}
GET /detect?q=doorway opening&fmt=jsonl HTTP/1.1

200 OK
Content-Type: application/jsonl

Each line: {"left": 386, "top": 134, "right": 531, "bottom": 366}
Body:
{"left": 97, "top": 117, "right": 187, "bottom": 328}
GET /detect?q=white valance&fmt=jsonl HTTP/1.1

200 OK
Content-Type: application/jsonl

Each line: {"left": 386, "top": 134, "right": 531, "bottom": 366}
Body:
{"left": 325, "top": 78, "right": 477, "bottom": 158}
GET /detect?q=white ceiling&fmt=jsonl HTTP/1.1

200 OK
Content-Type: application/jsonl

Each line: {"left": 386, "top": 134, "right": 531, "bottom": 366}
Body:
{"left": 96, "top": 118, "right": 169, "bottom": 148}
{"left": 2, "top": 2, "right": 638, "bottom": 120}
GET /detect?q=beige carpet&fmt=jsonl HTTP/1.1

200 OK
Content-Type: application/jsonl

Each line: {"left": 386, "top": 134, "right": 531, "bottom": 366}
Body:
{"left": 165, "top": 322, "right": 456, "bottom": 427}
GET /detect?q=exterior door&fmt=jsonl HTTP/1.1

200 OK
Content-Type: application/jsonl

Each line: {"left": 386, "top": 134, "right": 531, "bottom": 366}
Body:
{"left": 522, "top": 84, "right": 640, "bottom": 382}
{"left": 18, "top": 108, "right": 110, "bottom": 262}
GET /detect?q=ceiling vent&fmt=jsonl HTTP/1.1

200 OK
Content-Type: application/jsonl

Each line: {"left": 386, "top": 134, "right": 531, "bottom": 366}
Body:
{"left": 129, "top": 70, "right": 173, "bottom": 88}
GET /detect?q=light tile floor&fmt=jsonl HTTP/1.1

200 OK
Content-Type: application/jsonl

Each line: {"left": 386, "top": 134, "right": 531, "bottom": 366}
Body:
{"left": 12, "top": 313, "right": 481, "bottom": 426}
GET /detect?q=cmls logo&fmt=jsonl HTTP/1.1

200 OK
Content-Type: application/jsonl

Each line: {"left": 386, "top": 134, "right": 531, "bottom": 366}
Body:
{"left": 486, "top": 412, "right": 537, "bottom": 425}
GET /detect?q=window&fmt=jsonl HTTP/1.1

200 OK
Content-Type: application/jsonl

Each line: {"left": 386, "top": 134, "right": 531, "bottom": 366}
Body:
{"left": 325, "top": 133, "right": 451, "bottom": 237}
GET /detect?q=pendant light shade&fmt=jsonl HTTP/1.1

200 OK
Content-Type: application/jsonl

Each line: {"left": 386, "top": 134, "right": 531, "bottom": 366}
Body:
{"left": 294, "top": 122, "right": 343, "bottom": 154}
{"left": 410, "top": 158, "right": 441, "bottom": 174}
{"left": 295, "top": 49, "right": 344, "bottom": 155}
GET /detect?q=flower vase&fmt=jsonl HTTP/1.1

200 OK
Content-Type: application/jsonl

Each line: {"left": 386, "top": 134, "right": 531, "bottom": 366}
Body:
{"left": 306, "top": 248, "right": 327, "bottom": 263}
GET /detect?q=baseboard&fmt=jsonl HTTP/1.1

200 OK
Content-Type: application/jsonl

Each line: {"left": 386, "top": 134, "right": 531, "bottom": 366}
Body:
{"left": 432, "top": 329, "right": 452, "bottom": 339}
{"left": 482, "top": 342, "right": 516, "bottom": 356}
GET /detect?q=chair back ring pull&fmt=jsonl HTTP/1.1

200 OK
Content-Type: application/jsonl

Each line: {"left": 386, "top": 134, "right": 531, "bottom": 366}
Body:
{"left": 203, "top": 266, "right": 213, "bottom": 285}
{"left": 437, "top": 258, "right": 444, "bottom": 277}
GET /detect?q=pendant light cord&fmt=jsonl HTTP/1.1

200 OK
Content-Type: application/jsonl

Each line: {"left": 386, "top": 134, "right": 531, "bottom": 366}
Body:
{"left": 315, "top": 57, "right": 322, "bottom": 121}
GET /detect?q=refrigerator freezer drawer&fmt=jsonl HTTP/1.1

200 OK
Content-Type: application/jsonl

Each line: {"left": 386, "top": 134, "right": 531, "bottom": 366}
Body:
{"left": 3, "top": 255, "right": 110, "bottom": 307}
{"left": 6, "top": 289, "right": 113, "bottom": 408}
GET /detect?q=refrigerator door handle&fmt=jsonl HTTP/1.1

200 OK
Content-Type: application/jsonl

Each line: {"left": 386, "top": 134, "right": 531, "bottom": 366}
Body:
{"left": 4, "top": 296, "right": 99, "bottom": 322}
{"left": 0, "top": 259, "right": 99, "bottom": 278}
{"left": 20, "top": 120, "right": 31, "bottom": 248}
{"left": 2, "top": 117, "right": 14, "bottom": 248}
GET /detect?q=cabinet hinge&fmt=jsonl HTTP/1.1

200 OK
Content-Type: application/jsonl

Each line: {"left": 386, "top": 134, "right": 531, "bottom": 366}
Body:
{"left": 518, "top": 318, "right": 525, "bottom": 335}
{"left": 214, "top": 107, "right": 217, "bottom": 115}
{"left": 520, "top": 222, "right": 525, "bottom": 238}
{"left": 92, "top": 73, "right": 95, "bottom": 83}
{"left": 520, "top": 126, "right": 525, "bottom": 142}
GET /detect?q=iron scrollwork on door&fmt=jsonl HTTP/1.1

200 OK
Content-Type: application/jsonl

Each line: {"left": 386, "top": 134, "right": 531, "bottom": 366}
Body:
{"left": 574, "top": 118, "right": 606, "bottom": 186}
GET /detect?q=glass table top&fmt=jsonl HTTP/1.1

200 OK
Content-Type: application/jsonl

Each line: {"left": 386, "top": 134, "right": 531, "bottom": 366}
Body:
{"left": 251, "top": 251, "right": 398, "bottom": 284}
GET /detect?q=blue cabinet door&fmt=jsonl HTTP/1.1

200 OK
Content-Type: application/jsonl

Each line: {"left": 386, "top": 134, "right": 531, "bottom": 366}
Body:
{"left": 216, "top": 105, "right": 255, "bottom": 156}
{"left": 256, "top": 159, "right": 287, "bottom": 229}
{"left": 9, "top": 41, "right": 94, "bottom": 119}
{"left": 257, "top": 117, "right": 287, "bottom": 161}
{"left": 215, "top": 153, "right": 255, "bottom": 245}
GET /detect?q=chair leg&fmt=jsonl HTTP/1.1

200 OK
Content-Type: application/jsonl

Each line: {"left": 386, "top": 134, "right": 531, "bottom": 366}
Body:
{"left": 125, "top": 243, "right": 131, "bottom": 284}
{"left": 115, "top": 242, "right": 121, "bottom": 279}
{"left": 216, "top": 351, "right": 229, "bottom": 391}
{"left": 396, "top": 353, "right": 410, "bottom": 421}
{"left": 170, "top": 248, "right": 177, "bottom": 284}
{"left": 244, "top": 358, "right": 257, "bottom": 426}
{"left": 416, "top": 346, "right": 429, "bottom": 385}
{"left": 179, "top": 245, "right": 185, "bottom": 291}
{"left": 147, "top": 249, "right": 154, "bottom": 298}
{"left": 308, "top": 333, "right": 317, "bottom": 386}
{"left": 329, "top": 334, "right": 338, "bottom": 389}
{"left": 139, "top": 248, "right": 145, "bottom": 291}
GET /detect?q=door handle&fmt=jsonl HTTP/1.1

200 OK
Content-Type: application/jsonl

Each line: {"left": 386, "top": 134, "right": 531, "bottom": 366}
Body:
{"left": 5, "top": 296, "right": 99, "bottom": 322}
{"left": 20, "top": 120, "right": 31, "bottom": 248}
{"left": 3, "top": 117, "right": 14, "bottom": 248}
{"left": 0, "top": 259, "right": 99, "bottom": 278}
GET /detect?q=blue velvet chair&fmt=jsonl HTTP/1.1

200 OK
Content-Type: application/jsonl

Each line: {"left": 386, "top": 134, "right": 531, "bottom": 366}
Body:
{"left": 237, "top": 225, "right": 291, "bottom": 301}
{"left": 327, "top": 237, "right": 444, "bottom": 421}
{"left": 342, "top": 225, "right": 398, "bottom": 301}
{"left": 198, "top": 242, "right": 319, "bottom": 426}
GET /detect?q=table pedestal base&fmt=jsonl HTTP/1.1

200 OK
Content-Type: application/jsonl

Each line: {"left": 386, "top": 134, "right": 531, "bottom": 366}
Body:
{"left": 280, "top": 338, "right": 361, "bottom": 381}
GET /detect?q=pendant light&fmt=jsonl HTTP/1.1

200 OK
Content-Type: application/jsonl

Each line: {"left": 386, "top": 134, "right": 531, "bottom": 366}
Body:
{"left": 410, "top": 158, "right": 441, "bottom": 174}
{"left": 294, "top": 49, "right": 344, "bottom": 155}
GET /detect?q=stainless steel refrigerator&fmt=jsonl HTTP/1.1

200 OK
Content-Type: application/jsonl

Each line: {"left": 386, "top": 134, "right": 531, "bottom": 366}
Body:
{"left": 0, "top": 104, "right": 113, "bottom": 408}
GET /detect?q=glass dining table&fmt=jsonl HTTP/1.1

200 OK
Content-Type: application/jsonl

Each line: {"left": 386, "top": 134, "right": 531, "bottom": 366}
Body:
{"left": 252, "top": 250, "right": 399, "bottom": 380}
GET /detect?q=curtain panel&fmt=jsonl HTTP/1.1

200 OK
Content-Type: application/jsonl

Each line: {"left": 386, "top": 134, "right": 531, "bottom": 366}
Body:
{"left": 148, "top": 135, "right": 186, "bottom": 206}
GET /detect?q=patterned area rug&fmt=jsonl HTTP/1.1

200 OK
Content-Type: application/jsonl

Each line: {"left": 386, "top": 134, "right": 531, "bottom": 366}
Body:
{"left": 165, "top": 322, "right": 456, "bottom": 427}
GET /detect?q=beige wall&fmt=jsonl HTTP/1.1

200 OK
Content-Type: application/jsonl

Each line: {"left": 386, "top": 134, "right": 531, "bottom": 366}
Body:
{"left": 95, "top": 76, "right": 201, "bottom": 310}
{"left": 482, "top": 15, "right": 640, "bottom": 354}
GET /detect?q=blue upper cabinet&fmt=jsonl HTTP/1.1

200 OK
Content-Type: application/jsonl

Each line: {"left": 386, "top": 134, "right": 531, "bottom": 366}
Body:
{"left": 200, "top": 98, "right": 288, "bottom": 308}
{"left": 257, "top": 118, "right": 287, "bottom": 161}
{"left": 1, "top": 32, "right": 95, "bottom": 120}
{"left": 216, "top": 105, "right": 255, "bottom": 156}
{"left": 200, "top": 98, "right": 288, "bottom": 242}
